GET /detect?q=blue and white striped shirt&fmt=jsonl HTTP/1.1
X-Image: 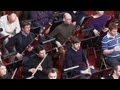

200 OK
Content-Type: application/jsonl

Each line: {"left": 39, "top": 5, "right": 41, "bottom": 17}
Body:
{"left": 102, "top": 32, "right": 120, "bottom": 57}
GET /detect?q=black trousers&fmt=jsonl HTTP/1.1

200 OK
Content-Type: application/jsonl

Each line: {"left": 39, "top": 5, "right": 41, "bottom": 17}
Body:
{"left": 105, "top": 56, "right": 120, "bottom": 67}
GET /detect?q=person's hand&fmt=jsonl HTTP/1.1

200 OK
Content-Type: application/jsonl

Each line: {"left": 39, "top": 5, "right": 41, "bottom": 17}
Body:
{"left": 93, "top": 29, "right": 100, "bottom": 36}
{"left": 102, "top": 28, "right": 109, "bottom": 32}
{"left": 72, "top": 21, "right": 76, "bottom": 26}
{"left": 38, "top": 65, "right": 43, "bottom": 71}
{"left": 8, "top": 34, "right": 14, "bottom": 38}
{"left": 15, "top": 53, "right": 23, "bottom": 60}
{"left": 48, "top": 22, "right": 52, "bottom": 26}
{"left": 29, "top": 68, "right": 36, "bottom": 73}
{"left": 114, "top": 45, "right": 120, "bottom": 51}
{"left": 27, "top": 45, "right": 34, "bottom": 52}
{"left": 55, "top": 41, "right": 62, "bottom": 48}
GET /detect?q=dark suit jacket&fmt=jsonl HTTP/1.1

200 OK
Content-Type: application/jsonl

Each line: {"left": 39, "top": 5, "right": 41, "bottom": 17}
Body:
{"left": 5, "top": 32, "right": 35, "bottom": 54}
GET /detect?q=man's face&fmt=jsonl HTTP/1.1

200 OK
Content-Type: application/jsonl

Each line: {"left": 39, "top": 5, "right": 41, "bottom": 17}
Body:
{"left": 22, "top": 25, "right": 31, "bottom": 34}
{"left": 48, "top": 72, "right": 57, "bottom": 79}
{"left": 115, "top": 66, "right": 120, "bottom": 77}
{"left": 72, "top": 42, "right": 81, "bottom": 51}
{"left": 110, "top": 28, "right": 118, "bottom": 36}
{"left": 0, "top": 66, "right": 7, "bottom": 77}
{"left": 37, "top": 49, "right": 46, "bottom": 58}
{"left": 8, "top": 13, "right": 17, "bottom": 24}
{"left": 65, "top": 17, "right": 72, "bottom": 25}
{"left": 64, "top": 15, "right": 72, "bottom": 25}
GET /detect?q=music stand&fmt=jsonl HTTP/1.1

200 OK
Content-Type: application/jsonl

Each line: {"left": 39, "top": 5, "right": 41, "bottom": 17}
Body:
{"left": 5, "top": 60, "right": 23, "bottom": 73}
{"left": 81, "top": 35, "right": 98, "bottom": 49}
{"left": 62, "top": 65, "right": 79, "bottom": 79}
{"left": 67, "top": 74, "right": 91, "bottom": 79}
{"left": 89, "top": 67, "right": 113, "bottom": 79}
{"left": 67, "top": 74, "right": 81, "bottom": 79}
{"left": 31, "top": 26, "right": 41, "bottom": 35}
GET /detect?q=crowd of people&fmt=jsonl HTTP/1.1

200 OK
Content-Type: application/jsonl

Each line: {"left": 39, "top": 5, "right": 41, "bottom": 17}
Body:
{"left": 0, "top": 11, "right": 120, "bottom": 79}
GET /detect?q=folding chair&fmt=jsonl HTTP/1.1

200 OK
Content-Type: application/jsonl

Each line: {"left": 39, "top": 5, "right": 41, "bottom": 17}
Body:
{"left": 100, "top": 55, "right": 109, "bottom": 70}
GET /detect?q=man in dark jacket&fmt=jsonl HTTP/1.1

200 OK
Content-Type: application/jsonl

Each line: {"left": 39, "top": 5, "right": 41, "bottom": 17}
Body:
{"left": 63, "top": 36, "right": 87, "bottom": 78}
{"left": 23, "top": 45, "right": 53, "bottom": 79}
{"left": 5, "top": 20, "right": 36, "bottom": 61}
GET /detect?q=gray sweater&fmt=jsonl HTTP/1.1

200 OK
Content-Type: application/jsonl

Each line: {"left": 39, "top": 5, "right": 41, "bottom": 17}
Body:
{"left": 49, "top": 23, "right": 75, "bottom": 44}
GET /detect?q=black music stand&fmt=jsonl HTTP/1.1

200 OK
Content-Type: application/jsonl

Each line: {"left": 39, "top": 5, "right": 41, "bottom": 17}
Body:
{"left": 39, "top": 35, "right": 56, "bottom": 52}
{"left": 89, "top": 67, "right": 113, "bottom": 79}
{"left": 81, "top": 35, "right": 99, "bottom": 59}
{"left": 81, "top": 36, "right": 98, "bottom": 48}
{"left": 62, "top": 65, "right": 79, "bottom": 79}
{"left": 67, "top": 74, "right": 91, "bottom": 79}
{"left": 5, "top": 60, "right": 23, "bottom": 73}
{"left": 31, "top": 26, "right": 41, "bottom": 35}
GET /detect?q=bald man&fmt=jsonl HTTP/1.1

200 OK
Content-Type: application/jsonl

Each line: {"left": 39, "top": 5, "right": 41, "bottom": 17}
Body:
{"left": 49, "top": 12, "right": 75, "bottom": 45}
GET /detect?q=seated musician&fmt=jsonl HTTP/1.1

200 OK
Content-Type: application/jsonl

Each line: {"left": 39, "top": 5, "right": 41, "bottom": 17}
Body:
{"left": 102, "top": 22, "right": 120, "bottom": 67}
{"left": 85, "top": 11, "right": 110, "bottom": 37}
{"left": 5, "top": 20, "right": 36, "bottom": 61}
{"left": 0, "top": 12, "right": 21, "bottom": 44}
{"left": 104, "top": 64, "right": 120, "bottom": 79}
{"left": 0, "top": 12, "right": 21, "bottom": 55}
{"left": 63, "top": 36, "right": 89, "bottom": 78}
{"left": 49, "top": 12, "right": 75, "bottom": 47}
{"left": 0, "top": 62, "right": 11, "bottom": 79}
{"left": 22, "top": 45, "right": 53, "bottom": 79}
{"left": 47, "top": 68, "right": 58, "bottom": 79}
{"left": 49, "top": 13, "right": 76, "bottom": 72}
